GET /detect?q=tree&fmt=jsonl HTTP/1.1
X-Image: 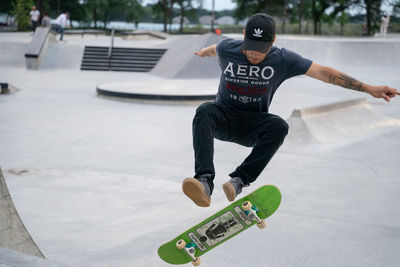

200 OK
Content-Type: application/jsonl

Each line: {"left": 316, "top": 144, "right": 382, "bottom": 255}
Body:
{"left": 298, "top": 0, "right": 305, "bottom": 34}
{"left": 311, "top": 0, "right": 355, "bottom": 35}
{"left": 0, "top": 0, "right": 15, "bottom": 26}
{"left": 125, "top": 0, "right": 143, "bottom": 27}
{"left": 233, "top": 0, "right": 284, "bottom": 20}
{"left": 98, "top": 0, "right": 141, "bottom": 29}
{"left": 311, "top": 0, "right": 330, "bottom": 34}
{"left": 85, "top": 0, "right": 107, "bottom": 28}
{"left": 287, "top": 0, "right": 313, "bottom": 35}
{"left": 15, "top": 0, "right": 33, "bottom": 31}
{"left": 363, "top": 0, "right": 382, "bottom": 35}
{"left": 0, "top": 0, "right": 14, "bottom": 14}
{"left": 153, "top": 0, "right": 170, "bottom": 32}
{"left": 281, "top": 0, "right": 288, "bottom": 33}
{"left": 338, "top": 11, "right": 350, "bottom": 35}
{"left": 176, "top": 0, "right": 192, "bottom": 33}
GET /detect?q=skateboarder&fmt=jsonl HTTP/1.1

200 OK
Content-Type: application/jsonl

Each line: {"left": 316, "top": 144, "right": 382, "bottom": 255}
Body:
{"left": 52, "top": 12, "right": 71, "bottom": 41}
{"left": 182, "top": 13, "right": 400, "bottom": 207}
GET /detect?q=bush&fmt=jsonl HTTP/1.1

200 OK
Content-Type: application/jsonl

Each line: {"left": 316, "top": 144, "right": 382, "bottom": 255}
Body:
{"left": 15, "top": 0, "right": 33, "bottom": 31}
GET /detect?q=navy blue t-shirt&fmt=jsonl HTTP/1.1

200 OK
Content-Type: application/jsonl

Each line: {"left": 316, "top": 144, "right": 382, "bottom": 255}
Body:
{"left": 215, "top": 38, "right": 312, "bottom": 112}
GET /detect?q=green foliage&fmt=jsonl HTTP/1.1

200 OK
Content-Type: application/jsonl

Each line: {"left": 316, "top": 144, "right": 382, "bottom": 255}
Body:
{"left": 15, "top": 0, "right": 33, "bottom": 31}
{"left": 233, "top": 0, "right": 284, "bottom": 20}
{"left": 1, "top": 0, "right": 397, "bottom": 35}
{"left": 0, "top": 0, "right": 14, "bottom": 14}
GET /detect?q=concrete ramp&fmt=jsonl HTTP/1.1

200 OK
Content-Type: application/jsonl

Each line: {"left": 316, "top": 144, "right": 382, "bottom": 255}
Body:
{"left": 0, "top": 168, "right": 45, "bottom": 258}
{"left": 0, "top": 247, "right": 58, "bottom": 267}
{"left": 285, "top": 99, "right": 400, "bottom": 149}
{"left": 274, "top": 37, "right": 400, "bottom": 67}
{"left": 151, "top": 33, "right": 224, "bottom": 79}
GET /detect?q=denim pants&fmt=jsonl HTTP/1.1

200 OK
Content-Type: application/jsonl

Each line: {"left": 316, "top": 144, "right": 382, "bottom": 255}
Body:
{"left": 51, "top": 24, "right": 64, "bottom": 40}
{"left": 193, "top": 102, "right": 289, "bottom": 193}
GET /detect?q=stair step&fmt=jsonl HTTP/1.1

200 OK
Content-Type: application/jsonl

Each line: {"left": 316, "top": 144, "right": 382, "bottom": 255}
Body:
{"left": 81, "top": 67, "right": 152, "bottom": 72}
{"left": 83, "top": 56, "right": 162, "bottom": 61}
{"left": 81, "top": 45, "right": 166, "bottom": 72}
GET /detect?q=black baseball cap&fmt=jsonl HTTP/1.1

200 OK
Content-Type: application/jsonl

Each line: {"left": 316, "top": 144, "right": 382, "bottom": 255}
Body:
{"left": 243, "top": 13, "right": 276, "bottom": 53}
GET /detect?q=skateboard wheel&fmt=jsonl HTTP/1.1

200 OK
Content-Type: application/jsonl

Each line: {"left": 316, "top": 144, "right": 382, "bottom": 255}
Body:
{"left": 176, "top": 239, "right": 186, "bottom": 249}
{"left": 192, "top": 257, "right": 201, "bottom": 266}
{"left": 242, "top": 201, "right": 252, "bottom": 211}
{"left": 257, "top": 220, "right": 266, "bottom": 229}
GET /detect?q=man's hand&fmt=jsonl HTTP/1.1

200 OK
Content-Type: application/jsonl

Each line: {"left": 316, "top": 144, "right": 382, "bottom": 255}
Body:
{"left": 364, "top": 85, "right": 400, "bottom": 102}
{"left": 194, "top": 44, "right": 217, "bottom": 57}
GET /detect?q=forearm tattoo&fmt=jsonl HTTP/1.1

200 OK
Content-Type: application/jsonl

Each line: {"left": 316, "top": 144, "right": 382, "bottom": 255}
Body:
{"left": 329, "top": 73, "right": 364, "bottom": 92}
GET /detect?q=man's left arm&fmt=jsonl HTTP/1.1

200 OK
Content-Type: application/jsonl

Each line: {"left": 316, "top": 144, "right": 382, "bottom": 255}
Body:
{"left": 306, "top": 62, "right": 400, "bottom": 102}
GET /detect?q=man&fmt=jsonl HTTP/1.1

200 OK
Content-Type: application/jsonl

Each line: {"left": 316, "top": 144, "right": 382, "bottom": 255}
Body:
{"left": 29, "top": 6, "right": 40, "bottom": 33}
{"left": 380, "top": 14, "right": 390, "bottom": 37}
{"left": 182, "top": 13, "right": 399, "bottom": 207}
{"left": 41, "top": 12, "right": 51, "bottom": 28}
{"left": 52, "top": 12, "right": 70, "bottom": 41}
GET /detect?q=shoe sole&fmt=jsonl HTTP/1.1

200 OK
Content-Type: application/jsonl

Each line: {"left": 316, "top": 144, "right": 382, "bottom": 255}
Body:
{"left": 222, "top": 182, "right": 236, "bottom": 202}
{"left": 182, "top": 178, "right": 210, "bottom": 207}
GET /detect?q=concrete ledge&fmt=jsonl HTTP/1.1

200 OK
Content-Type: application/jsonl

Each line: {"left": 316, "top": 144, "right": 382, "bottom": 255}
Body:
{"left": 96, "top": 79, "right": 218, "bottom": 102}
{"left": 24, "top": 27, "right": 55, "bottom": 70}
{"left": 64, "top": 29, "right": 108, "bottom": 37}
{"left": 0, "top": 83, "right": 19, "bottom": 94}
{"left": 285, "top": 98, "right": 400, "bottom": 150}
{"left": 96, "top": 87, "right": 215, "bottom": 101}
{"left": 290, "top": 98, "right": 367, "bottom": 117}
{"left": 0, "top": 83, "right": 10, "bottom": 94}
{"left": 122, "top": 30, "right": 168, "bottom": 40}
{"left": 0, "top": 247, "right": 58, "bottom": 267}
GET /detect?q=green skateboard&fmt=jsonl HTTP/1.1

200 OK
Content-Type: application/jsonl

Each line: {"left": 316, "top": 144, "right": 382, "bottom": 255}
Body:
{"left": 158, "top": 185, "right": 281, "bottom": 265}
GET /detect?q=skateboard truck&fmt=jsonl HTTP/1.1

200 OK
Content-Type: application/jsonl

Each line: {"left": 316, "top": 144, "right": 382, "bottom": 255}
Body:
{"left": 242, "top": 201, "right": 266, "bottom": 229}
{"left": 176, "top": 239, "right": 201, "bottom": 266}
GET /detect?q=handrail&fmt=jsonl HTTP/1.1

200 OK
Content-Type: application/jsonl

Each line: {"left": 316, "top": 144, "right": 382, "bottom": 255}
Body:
{"left": 108, "top": 28, "right": 115, "bottom": 70}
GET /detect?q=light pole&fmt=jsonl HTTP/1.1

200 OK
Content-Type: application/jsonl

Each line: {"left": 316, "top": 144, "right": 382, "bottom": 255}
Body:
{"left": 211, "top": 0, "right": 215, "bottom": 32}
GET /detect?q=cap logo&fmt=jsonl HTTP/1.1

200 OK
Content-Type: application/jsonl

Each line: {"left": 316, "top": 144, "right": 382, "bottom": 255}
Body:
{"left": 253, "top": 28, "right": 263, "bottom": 38}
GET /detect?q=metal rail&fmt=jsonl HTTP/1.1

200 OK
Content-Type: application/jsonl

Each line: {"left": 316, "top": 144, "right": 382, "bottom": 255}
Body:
{"left": 108, "top": 28, "right": 115, "bottom": 70}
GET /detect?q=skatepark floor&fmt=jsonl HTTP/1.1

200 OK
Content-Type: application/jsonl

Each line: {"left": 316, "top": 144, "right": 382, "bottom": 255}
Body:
{"left": 0, "top": 32, "right": 399, "bottom": 267}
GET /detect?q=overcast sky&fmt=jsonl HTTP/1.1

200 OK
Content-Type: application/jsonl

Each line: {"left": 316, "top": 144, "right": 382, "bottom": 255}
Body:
{"left": 201, "top": 0, "right": 236, "bottom": 11}
{"left": 143, "top": 0, "right": 237, "bottom": 11}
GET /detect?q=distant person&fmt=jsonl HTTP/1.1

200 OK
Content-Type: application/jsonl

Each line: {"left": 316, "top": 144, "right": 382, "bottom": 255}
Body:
{"left": 29, "top": 6, "right": 40, "bottom": 33}
{"left": 380, "top": 14, "right": 390, "bottom": 37}
{"left": 362, "top": 24, "right": 367, "bottom": 36}
{"left": 41, "top": 12, "right": 51, "bottom": 28}
{"left": 52, "top": 12, "right": 71, "bottom": 41}
{"left": 182, "top": 13, "right": 400, "bottom": 207}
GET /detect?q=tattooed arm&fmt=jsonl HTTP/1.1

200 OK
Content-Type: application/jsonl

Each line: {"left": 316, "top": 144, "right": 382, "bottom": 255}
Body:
{"left": 306, "top": 62, "right": 400, "bottom": 102}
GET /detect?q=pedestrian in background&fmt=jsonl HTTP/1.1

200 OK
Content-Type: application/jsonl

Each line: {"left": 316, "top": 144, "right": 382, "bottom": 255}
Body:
{"left": 380, "top": 14, "right": 390, "bottom": 37}
{"left": 41, "top": 12, "right": 51, "bottom": 28}
{"left": 29, "top": 5, "right": 40, "bottom": 34}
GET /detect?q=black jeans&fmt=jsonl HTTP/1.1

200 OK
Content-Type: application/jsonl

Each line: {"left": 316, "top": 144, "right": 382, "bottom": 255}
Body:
{"left": 31, "top": 20, "right": 37, "bottom": 32}
{"left": 193, "top": 102, "right": 289, "bottom": 193}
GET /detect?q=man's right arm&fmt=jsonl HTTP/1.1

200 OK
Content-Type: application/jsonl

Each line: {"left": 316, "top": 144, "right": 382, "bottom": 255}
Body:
{"left": 194, "top": 44, "right": 217, "bottom": 57}
{"left": 306, "top": 62, "right": 399, "bottom": 102}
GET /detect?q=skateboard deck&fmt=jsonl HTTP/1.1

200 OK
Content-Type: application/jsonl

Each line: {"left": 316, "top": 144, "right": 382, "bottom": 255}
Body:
{"left": 158, "top": 185, "right": 281, "bottom": 265}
